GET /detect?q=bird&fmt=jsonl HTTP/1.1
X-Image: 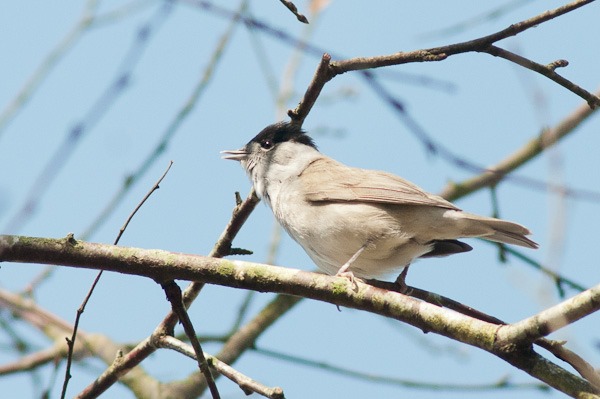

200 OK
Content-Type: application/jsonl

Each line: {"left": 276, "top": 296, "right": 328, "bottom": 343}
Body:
{"left": 222, "top": 121, "right": 538, "bottom": 283}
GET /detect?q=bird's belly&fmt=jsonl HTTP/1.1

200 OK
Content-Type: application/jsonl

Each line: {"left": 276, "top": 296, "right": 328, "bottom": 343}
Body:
{"left": 303, "top": 234, "right": 431, "bottom": 278}
{"left": 273, "top": 199, "right": 432, "bottom": 278}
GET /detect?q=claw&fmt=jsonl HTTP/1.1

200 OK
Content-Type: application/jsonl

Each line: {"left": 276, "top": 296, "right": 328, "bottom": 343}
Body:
{"left": 336, "top": 270, "right": 355, "bottom": 284}
{"left": 336, "top": 270, "right": 358, "bottom": 292}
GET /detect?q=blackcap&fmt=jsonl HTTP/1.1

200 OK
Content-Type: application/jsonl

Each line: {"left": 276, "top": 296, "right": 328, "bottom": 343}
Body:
{"left": 222, "top": 122, "right": 537, "bottom": 281}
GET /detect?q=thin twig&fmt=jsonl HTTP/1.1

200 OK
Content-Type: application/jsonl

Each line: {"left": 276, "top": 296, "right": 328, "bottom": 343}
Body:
{"left": 484, "top": 45, "right": 599, "bottom": 109}
{"left": 287, "top": 0, "right": 598, "bottom": 125}
{"left": 253, "top": 346, "right": 549, "bottom": 392}
{"left": 0, "top": 288, "right": 160, "bottom": 396}
{"left": 68, "top": 8, "right": 250, "bottom": 392}
{"left": 114, "top": 161, "right": 174, "bottom": 245}
{"left": 73, "top": 189, "right": 259, "bottom": 398}
{"left": 439, "top": 90, "right": 600, "bottom": 202}
{"left": 535, "top": 340, "right": 600, "bottom": 391}
{"left": 277, "top": 0, "right": 308, "bottom": 23}
{"left": 60, "top": 161, "right": 173, "bottom": 399}
{"left": 288, "top": 53, "right": 332, "bottom": 125}
{"left": 330, "top": 0, "right": 595, "bottom": 75}
{"left": 160, "top": 281, "right": 220, "bottom": 399}
{"left": 158, "top": 335, "right": 285, "bottom": 398}
{"left": 371, "top": 278, "right": 506, "bottom": 325}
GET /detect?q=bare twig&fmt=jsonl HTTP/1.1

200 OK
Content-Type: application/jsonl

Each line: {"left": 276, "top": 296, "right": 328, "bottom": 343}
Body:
{"left": 185, "top": 0, "right": 600, "bottom": 204}
{"left": 73, "top": 189, "right": 259, "bottom": 398}
{"left": 60, "top": 161, "right": 173, "bottom": 399}
{"left": 200, "top": 0, "right": 600, "bottom": 202}
{"left": 277, "top": 0, "right": 308, "bottom": 23}
{"left": 439, "top": 91, "right": 600, "bottom": 201}
{"left": 288, "top": 0, "right": 598, "bottom": 125}
{"left": 254, "top": 346, "right": 549, "bottom": 392}
{"left": 288, "top": 53, "right": 332, "bottom": 125}
{"left": 114, "top": 161, "right": 174, "bottom": 245}
{"left": 484, "top": 45, "right": 599, "bottom": 109}
{"left": 158, "top": 335, "right": 285, "bottom": 398}
{"left": 535, "top": 340, "right": 600, "bottom": 390}
{"left": 210, "top": 189, "right": 260, "bottom": 259}
{"left": 367, "top": 279, "right": 506, "bottom": 325}
{"left": 330, "top": 0, "right": 595, "bottom": 74}
{"left": 160, "top": 281, "right": 220, "bottom": 399}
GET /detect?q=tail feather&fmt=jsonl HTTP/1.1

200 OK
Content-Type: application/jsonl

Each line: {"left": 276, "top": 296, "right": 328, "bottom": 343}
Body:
{"left": 458, "top": 212, "right": 538, "bottom": 249}
{"left": 484, "top": 230, "right": 538, "bottom": 249}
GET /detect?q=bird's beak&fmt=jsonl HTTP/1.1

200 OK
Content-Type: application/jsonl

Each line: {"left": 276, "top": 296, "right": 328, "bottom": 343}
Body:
{"left": 221, "top": 148, "right": 248, "bottom": 161}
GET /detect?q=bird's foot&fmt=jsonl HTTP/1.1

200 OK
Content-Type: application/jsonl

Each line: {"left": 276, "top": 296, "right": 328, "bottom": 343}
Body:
{"left": 335, "top": 264, "right": 358, "bottom": 289}
{"left": 334, "top": 242, "right": 369, "bottom": 287}
{"left": 394, "top": 265, "right": 411, "bottom": 294}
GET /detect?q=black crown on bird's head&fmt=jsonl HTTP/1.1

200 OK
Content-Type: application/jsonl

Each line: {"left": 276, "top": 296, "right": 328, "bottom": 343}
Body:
{"left": 248, "top": 121, "right": 317, "bottom": 150}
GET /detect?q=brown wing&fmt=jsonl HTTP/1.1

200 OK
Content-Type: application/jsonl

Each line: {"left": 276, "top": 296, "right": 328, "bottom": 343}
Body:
{"left": 301, "top": 158, "right": 460, "bottom": 210}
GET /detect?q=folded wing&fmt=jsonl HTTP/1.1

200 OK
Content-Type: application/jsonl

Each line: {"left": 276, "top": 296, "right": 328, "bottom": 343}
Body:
{"left": 301, "top": 158, "right": 459, "bottom": 210}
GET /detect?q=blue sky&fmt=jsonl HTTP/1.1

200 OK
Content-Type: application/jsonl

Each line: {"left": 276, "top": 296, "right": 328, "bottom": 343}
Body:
{"left": 1, "top": 1, "right": 599, "bottom": 398}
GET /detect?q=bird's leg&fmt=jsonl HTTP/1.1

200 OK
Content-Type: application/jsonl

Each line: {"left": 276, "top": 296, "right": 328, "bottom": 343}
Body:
{"left": 336, "top": 242, "right": 369, "bottom": 285}
{"left": 394, "top": 265, "right": 411, "bottom": 294}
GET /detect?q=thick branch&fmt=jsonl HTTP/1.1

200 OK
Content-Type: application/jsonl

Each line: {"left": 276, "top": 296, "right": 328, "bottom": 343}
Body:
{"left": 1, "top": 235, "right": 599, "bottom": 398}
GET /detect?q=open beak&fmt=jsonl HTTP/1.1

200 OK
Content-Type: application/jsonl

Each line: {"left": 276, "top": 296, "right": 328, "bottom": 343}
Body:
{"left": 221, "top": 148, "right": 248, "bottom": 161}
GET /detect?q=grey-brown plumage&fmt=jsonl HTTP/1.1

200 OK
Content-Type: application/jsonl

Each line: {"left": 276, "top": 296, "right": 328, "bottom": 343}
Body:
{"left": 223, "top": 122, "right": 538, "bottom": 279}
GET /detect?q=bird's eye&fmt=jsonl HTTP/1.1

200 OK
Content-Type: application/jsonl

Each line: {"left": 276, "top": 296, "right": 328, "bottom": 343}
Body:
{"left": 260, "top": 140, "right": 273, "bottom": 150}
